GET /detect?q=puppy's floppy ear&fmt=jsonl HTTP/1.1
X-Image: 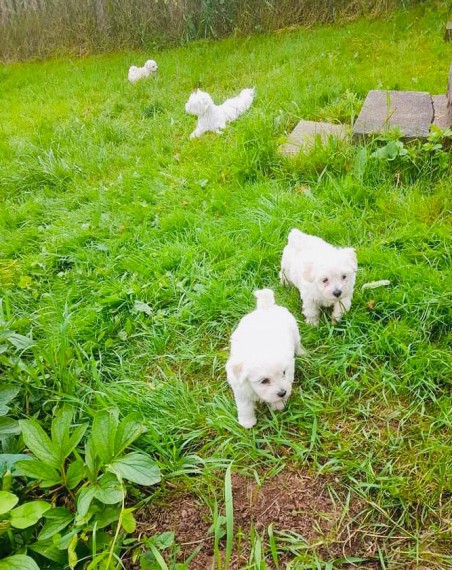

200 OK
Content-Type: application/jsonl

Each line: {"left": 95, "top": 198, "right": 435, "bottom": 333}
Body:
{"left": 302, "top": 261, "right": 314, "bottom": 282}
{"left": 344, "top": 247, "right": 358, "bottom": 272}
{"left": 230, "top": 360, "right": 247, "bottom": 384}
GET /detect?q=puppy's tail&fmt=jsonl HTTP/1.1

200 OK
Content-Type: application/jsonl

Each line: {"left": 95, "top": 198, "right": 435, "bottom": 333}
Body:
{"left": 288, "top": 228, "right": 307, "bottom": 250}
{"left": 254, "top": 288, "right": 275, "bottom": 310}
{"left": 238, "top": 88, "right": 255, "bottom": 111}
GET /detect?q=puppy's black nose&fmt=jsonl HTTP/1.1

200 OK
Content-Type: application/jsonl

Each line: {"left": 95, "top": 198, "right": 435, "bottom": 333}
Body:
{"left": 333, "top": 289, "right": 342, "bottom": 298}
{"left": 277, "top": 389, "right": 287, "bottom": 398}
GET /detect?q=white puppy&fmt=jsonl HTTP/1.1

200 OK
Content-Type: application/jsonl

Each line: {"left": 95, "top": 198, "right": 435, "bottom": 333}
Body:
{"left": 280, "top": 229, "right": 358, "bottom": 326}
{"left": 226, "top": 289, "right": 304, "bottom": 429}
{"left": 128, "top": 59, "right": 158, "bottom": 83}
{"left": 185, "top": 87, "right": 255, "bottom": 139}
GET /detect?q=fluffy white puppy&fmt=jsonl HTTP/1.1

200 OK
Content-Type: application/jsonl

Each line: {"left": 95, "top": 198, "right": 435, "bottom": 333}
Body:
{"left": 280, "top": 229, "right": 358, "bottom": 326}
{"left": 143, "top": 59, "right": 158, "bottom": 74}
{"left": 226, "top": 289, "right": 304, "bottom": 429}
{"left": 185, "top": 87, "right": 255, "bottom": 139}
{"left": 128, "top": 59, "right": 158, "bottom": 83}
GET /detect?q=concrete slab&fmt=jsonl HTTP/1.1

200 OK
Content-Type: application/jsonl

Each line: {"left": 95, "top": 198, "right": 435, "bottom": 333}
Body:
{"left": 432, "top": 95, "right": 451, "bottom": 130}
{"left": 279, "top": 120, "right": 349, "bottom": 156}
{"left": 352, "top": 90, "right": 433, "bottom": 142}
{"left": 445, "top": 22, "right": 452, "bottom": 41}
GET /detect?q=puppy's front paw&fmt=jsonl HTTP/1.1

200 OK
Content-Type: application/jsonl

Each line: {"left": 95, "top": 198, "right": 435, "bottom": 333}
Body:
{"left": 270, "top": 401, "right": 285, "bottom": 411}
{"left": 305, "top": 316, "right": 319, "bottom": 326}
{"left": 239, "top": 416, "right": 257, "bottom": 429}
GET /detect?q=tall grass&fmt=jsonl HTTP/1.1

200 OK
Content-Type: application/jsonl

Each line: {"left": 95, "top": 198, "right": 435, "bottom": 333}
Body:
{"left": 1, "top": 0, "right": 423, "bottom": 61}
{"left": 1, "top": 1, "right": 451, "bottom": 566}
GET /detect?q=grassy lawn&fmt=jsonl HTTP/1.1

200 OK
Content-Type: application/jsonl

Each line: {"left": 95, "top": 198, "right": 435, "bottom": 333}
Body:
{"left": 1, "top": 2, "right": 451, "bottom": 568}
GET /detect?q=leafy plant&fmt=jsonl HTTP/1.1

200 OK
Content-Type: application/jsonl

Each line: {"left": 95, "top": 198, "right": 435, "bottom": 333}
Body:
{"left": 138, "top": 531, "right": 178, "bottom": 570}
{"left": 0, "top": 385, "right": 21, "bottom": 449}
{"left": 371, "top": 138, "right": 408, "bottom": 161}
{"left": 0, "top": 489, "right": 50, "bottom": 569}
{"left": 0, "top": 384, "right": 31, "bottom": 482}
{"left": 367, "top": 125, "right": 451, "bottom": 184}
{"left": 0, "top": 406, "right": 162, "bottom": 568}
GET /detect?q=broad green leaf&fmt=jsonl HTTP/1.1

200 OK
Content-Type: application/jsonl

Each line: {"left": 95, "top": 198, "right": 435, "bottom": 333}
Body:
{"left": 1, "top": 435, "right": 24, "bottom": 455}
{"left": 152, "top": 531, "right": 175, "bottom": 550}
{"left": 74, "top": 502, "right": 98, "bottom": 528}
{"left": 0, "top": 554, "right": 40, "bottom": 570}
{"left": 121, "top": 509, "right": 136, "bottom": 533}
{"left": 0, "top": 490, "right": 18, "bottom": 514}
{"left": 0, "top": 384, "right": 19, "bottom": 407}
{"left": 51, "top": 406, "right": 73, "bottom": 462}
{"left": 0, "top": 454, "right": 31, "bottom": 477}
{"left": 108, "top": 452, "right": 161, "bottom": 486}
{"left": 68, "top": 533, "right": 78, "bottom": 569}
{"left": 0, "top": 417, "right": 20, "bottom": 439}
{"left": 114, "top": 412, "right": 146, "bottom": 457}
{"left": 10, "top": 500, "right": 52, "bottom": 529}
{"left": 50, "top": 408, "right": 87, "bottom": 465}
{"left": 88, "top": 505, "right": 121, "bottom": 530}
{"left": 29, "top": 539, "right": 67, "bottom": 563}
{"left": 66, "top": 457, "right": 86, "bottom": 490}
{"left": 76, "top": 485, "right": 96, "bottom": 521}
{"left": 38, "top": 507, "right": 73, "bottom": 541}
{"left": 7, "top": 333, "right": 35, "bottom": 350}
{"left": 134, "top": 300, "right": 152, "bottom": 315}
{"left": 15, "top": 458, "right": 62, "bottom": 487}
{"left": 84, "top": 435, "right": 98, "bottom": 480}
{"left": 91, "top": 409, "right": 119, "bottom": 465}
{"left": 54, "top": 528, "right": 79, "bottom": 550}
{"left": 94, "top": 472, "right": 124, "bottom": 505}
{"left": 0, "top": 404, "right": 10, "bottom": 416}
{"left": 66, "top": 423, "right": 88, "bottom": 459}
{"left": 19, "top": 419, "right": 60, "bottom": 469}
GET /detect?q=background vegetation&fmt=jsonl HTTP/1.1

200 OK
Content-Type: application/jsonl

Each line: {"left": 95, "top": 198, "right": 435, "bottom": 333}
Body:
{"left": 1, "top": 0, "right": 451, "bottom": 568}
{"left": 0, "top": 0, "right": 425, "bottom": 62}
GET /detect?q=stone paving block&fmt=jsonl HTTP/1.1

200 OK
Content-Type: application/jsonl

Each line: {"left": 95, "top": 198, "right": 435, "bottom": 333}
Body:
{"left": 445, "top": 22, "right": 452, "bottom": 41}
{"left": 352, "top": 90, "right": 433, "bottom": 142}
{"left": 279, "top": 120, "right": 349, "bottom": 156}
{"left": 432, "top": 95, "right": 451, "bottom": 130}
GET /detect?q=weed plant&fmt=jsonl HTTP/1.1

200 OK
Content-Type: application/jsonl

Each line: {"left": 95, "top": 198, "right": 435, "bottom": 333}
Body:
{"left": 0, "top": 1, "right": 451, "bottom": 568}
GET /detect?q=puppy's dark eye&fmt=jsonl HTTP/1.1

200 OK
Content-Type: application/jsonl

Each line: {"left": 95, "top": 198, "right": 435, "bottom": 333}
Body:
{"left": 322, "top": 278, "right": 329, "bottom": 284}
{"left": 342, "top": 274, "right": 347, "bottom": 280}
{"left": 261, "top": 378, "right": 270, "bottom": 385}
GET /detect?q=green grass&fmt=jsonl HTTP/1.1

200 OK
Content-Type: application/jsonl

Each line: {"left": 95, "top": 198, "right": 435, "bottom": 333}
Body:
{"left": 1, "top": 1, "right": 452, "bottom": 567}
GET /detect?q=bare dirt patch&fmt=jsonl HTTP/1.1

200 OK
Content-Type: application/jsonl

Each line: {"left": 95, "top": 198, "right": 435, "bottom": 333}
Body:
{"left": 127, "top": 468, "right": 378, "bottom": 569}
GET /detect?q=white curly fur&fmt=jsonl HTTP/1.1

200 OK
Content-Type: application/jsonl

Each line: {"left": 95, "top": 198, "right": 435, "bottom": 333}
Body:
{"left": 280, "top": 229, "right": 358, "bottom": 326}
{"left": 185, "top": 87, "right": 255, "bottom": 139}
{"left": 226, "top": 289, "right": 304, "bottom": 429}
{"left": 128, "top": 59, "right": 158, "bottom": 83}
